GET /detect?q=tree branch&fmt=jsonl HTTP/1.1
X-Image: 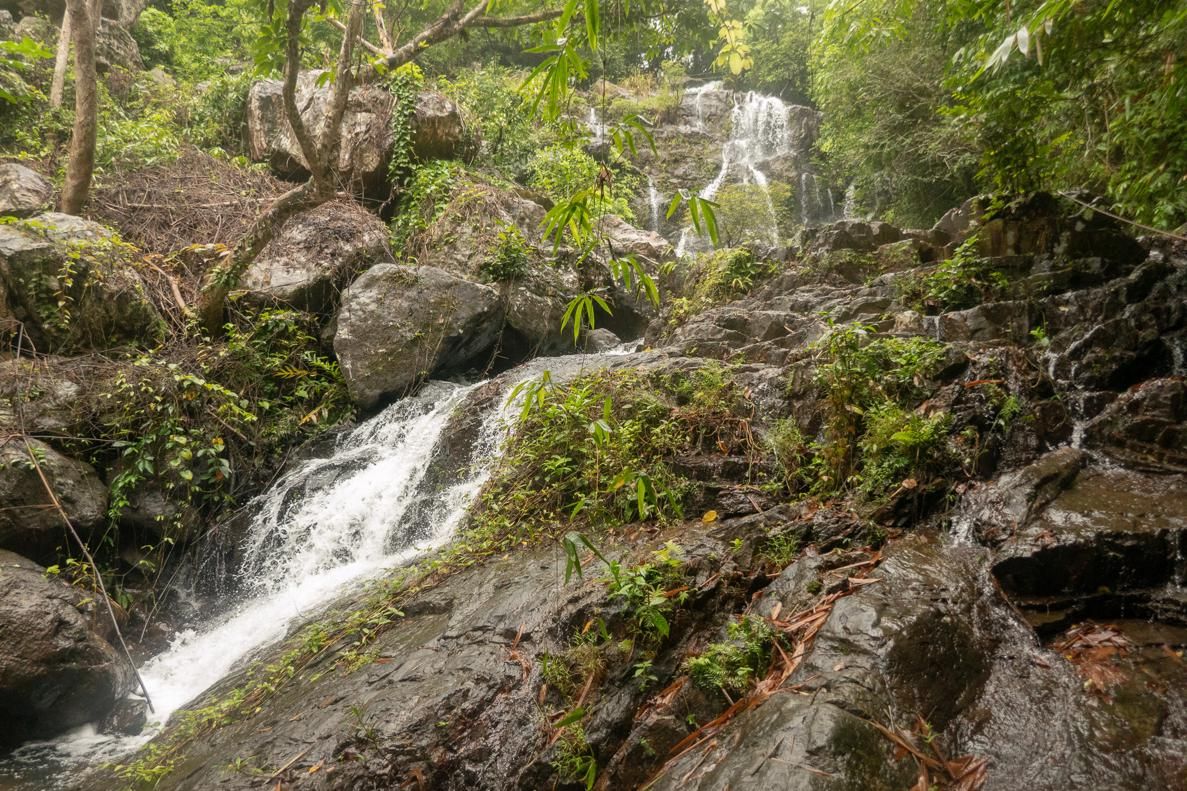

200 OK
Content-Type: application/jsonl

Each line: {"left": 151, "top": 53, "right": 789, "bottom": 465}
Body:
{"left": 379, "top": 1, "right": 562, "bottom": 70}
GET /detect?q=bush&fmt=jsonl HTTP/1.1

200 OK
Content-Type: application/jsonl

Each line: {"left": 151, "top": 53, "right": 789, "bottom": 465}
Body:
{"left": 478, "top": 223, "right": 532, "bottom": 282}
{"left": 468, "top": 365, "right": 759, "bottom": 553}
{"left": 528, "top": 144, "right": 638, "bottom": 222}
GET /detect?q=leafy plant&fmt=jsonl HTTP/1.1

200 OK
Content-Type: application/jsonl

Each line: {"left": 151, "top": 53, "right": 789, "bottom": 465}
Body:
{"left": 479, "top": 223, "right": 532, "bottom": 282}
{"left": 685, "top": 616, "right": 775, "bottom": 698}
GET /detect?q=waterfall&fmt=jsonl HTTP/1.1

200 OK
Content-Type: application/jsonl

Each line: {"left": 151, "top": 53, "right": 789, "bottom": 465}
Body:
{"left": 142, "top": 381, "right": 493, "bottom": 725}
{"left": 587, "top": 106, "right": 606, "bottom": 146}
{"left": 0, "top": 378, "right": 521, "bottom": 786}
{"left": 647, "top": 177, "right": 662, "bottom": 234}
{"left": 842, "top": 183, "right": 858, "bottom": 220}
{"left": 677, "top": 89, "right": 792, "bottom": 256}
{"left": 0, "top": 347, "right": 631, "bottom": 789}
{"left": 686, "top": 81, "right": 723, "bottom": 132}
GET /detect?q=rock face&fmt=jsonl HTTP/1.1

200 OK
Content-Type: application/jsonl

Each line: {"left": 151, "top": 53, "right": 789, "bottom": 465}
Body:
{"left": 1085, "top": 377, "right": 1187, "bottom": 473}
{"left": 334, "top": 263, "right": 503, "bottom": 410}
{"left": 0, "top": 163, "right": 52, "bottom": 218}
{"left": 96, "top": 19, "right": 142, "bottom": 73}
{"left": 0, "top": 549, "right": 134, "bottom": 748}
{"left": 0, "top": 213, "right": 164, "bottom": 353}
{"left": 246, "top": 73, "right": 464, "bottom": 193}
{"left": 411, "top": 90, "right": 467, "bottom": 161}
{"left": 241, "top": 200, "right": 391, "bottom": 313}
{"left": 0, "top": 436, "right": 108, "bottom": 564}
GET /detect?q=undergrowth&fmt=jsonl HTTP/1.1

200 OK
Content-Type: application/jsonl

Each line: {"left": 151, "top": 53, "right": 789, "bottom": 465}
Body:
{"left": 468, "top": 364, "right": 760, "bottom": 552}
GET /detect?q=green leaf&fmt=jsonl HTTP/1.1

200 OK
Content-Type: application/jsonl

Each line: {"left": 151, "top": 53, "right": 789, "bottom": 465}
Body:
{"left": 584, "top": 0, "right": 600, "bottom": 51}
{"left": 556, "top": 707, "right": 587, "bottom": 728}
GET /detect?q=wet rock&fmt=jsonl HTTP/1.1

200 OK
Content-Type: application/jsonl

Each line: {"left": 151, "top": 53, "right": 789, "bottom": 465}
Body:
{"left": 100, "top": 696, "right": 148, "bottom": 736}
{"left": 334, "top": 263, "right": 503, "bottom": 410}
{"left": 0, "top": 549, "right": 133, "bottom": 748}
{"left": 0, "top": 163, "right": 52, "bottom": 218}
{"left": 581, "top": 327, "right": 621, "bottom": 352}
{"left": 958, "top": 447, "right": 1087, "bottom": 546}
{"left": 0, "top": 436, "right": 108, "bottom": 564}
{"left": 1084, "top": 377, "right": 1187, "bottom": 473}
{"left": 241, "top": 200, "right": 391, "bottom": 313}
{"left": 991, "top": 465, "right": 1187, "bottom": 613}
{"left": 0, "top": 213, "right": 165, "bottom": 353}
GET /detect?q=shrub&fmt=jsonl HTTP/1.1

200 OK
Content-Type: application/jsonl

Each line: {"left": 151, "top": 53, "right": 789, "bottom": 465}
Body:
{"left": 478, "top": 223, "right": 532, "bottom": 282}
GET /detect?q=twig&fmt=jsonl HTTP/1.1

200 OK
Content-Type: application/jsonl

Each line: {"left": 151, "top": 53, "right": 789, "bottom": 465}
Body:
{"left": 1058, "top": 191, "right": 1187, "bottom": 243}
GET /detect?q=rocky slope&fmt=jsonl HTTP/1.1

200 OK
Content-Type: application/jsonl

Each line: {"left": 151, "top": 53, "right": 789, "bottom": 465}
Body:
{"left": 81, "top": 194, "right": 1187, "bottom": 790}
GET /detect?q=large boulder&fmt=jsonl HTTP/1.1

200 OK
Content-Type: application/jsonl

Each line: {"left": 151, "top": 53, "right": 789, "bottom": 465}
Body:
{"left": 0, "top": 163, "right": 53, "bottom": 218}
{"left": 240, "top": 200, "right": 391, "bottom": 313}
{"left": 0, "top": 213, "right": 164, "bottom": 354}
{"left": 0, "top": 436, "right": 108, "bottom": 564}
{"left": 96, "top": 18, "right": 142, "bottom": 73}
{"left": 0, "top": 549, "right": 134, "bottom": 747}
{"left": 0, "top": 355, "right": 89, "bottom": 435}
{"left": 246, "top": 73, "right": 464, "bottom": 194}
{"left": 334, "top": 263, "right": 503, "bottom": 410}
{"left": 412, "top": 90, "right": 467, "bottom": 161}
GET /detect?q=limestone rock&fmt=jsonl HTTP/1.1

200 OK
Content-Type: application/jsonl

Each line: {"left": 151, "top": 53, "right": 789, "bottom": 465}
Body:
{"left": 0, "top": 213, "right": 164, "bottom": 353}
{"left": 241, "top": 200, "right": 391, "bottom": 313}
{"left": 334, "top": 263, "right": 503, "bottom": 410}
{"left": 0, "top": 549, "right": 133, "bottom": 748}
{"left": 0, "top": 436, "right": 108, "bottom": 563}
{"left": 0, "top": 163, "right": 52, "bottom": 218}
{"left": 96, "top": 19, "right": 142, "bottom": 73}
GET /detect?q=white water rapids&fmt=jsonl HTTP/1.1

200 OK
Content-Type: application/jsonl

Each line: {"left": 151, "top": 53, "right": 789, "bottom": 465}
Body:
{"left": 0, "top": 376, "right": 519, "bottom": 787}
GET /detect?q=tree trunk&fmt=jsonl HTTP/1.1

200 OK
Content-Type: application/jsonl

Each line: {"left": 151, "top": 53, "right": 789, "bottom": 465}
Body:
{"left": 59, "top": 0, "right": 98, "bottom": 215}
{"left": 48, "top": 6, "right": 72, "bottom": 110}
{"left": 196, "top": 0, "right": 365, "bottom": 334}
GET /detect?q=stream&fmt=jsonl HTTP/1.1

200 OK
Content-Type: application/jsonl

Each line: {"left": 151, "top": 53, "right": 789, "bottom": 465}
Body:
{"left": 0, "top": 348, "right": 627, "bottom": 790}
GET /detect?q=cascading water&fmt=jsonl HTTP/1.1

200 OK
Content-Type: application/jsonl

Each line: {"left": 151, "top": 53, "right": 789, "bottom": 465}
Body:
{"left": 587, "top": 106, "right": 606, "bottom": 146}
{"left": 675, "top": 90, "right": 795, "bottom": 256}
{"left": 0, "top": 376, "right": 522, "bottom": 788}
{"left": 647, "top": 176, "right": 662, "bottom": 234}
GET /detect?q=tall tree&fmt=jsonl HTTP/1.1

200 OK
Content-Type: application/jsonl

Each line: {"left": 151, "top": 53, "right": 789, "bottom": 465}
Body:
{"left": 59, "top": 0, "right": 98, "bottom": 214}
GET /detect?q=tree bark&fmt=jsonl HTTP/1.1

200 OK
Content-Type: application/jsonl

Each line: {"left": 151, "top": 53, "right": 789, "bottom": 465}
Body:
{"left": 59, "top": 0, "right": 98, "bottom": 215}
{"left": 48, "top": 5, "right": 72, "bottom": 110}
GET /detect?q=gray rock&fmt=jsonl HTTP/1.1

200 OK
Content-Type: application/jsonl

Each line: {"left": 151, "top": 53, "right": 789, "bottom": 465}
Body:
{"left": 0, "top": 355, "right": 87, "bottom": 435}
{"left": 0, "top": 436, "right": 108, "bottom": 564}
{"left": 412, "top": 90, "right": 467, "bottom": 161}
{"left": 0, "top": 213, "right": 164, "bottom": 353}
{"left": 334, "top": 263, "right": 503, "bottom": 410}
{"left": 246, "top": 73, "right": 464, "bottom": 193}
{"left": 241, "top": 200, "right": 391, "bottom": 313}
{"left": 0, "top": 163, "right": 53, "bottom": 218}
{"left": 0, "top": 549, "right": 133, "bottom": 748}
{"left": 96, "top": 19, "right": 142, "bottom": 73}
{"left": 957, "top": 446, "right": 1088, "bottom": 546}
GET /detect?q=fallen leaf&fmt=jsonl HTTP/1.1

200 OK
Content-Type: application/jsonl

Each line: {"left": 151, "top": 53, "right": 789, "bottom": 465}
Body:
{"left": 701, "top": 510, "right": 718, "bottom": 523}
